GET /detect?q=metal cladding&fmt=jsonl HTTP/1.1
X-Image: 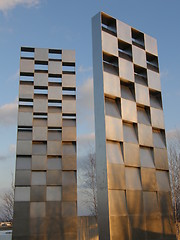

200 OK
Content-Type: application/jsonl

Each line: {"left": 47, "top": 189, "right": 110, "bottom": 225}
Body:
{"left": 92, "top": 12, "right": 176, "bottom": 240}
{"left": 13, "top": 47, "right": 77, "bottom": 239}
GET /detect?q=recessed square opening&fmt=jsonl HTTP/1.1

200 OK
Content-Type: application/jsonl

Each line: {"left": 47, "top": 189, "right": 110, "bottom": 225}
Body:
{"left": 146, "top": 53, "right": 159, "bottom": 72}
{"left": 153, "top": 128, "right": 166, "bottom": 148}
{"left": 140, "top": 146, "right": 155, "bottom": 168}
{"left": 103, "top": 52, "right": 119, "bottom": 75}
{"left": 105, "top": 97, "right": 121, "bottom": 118}
{"left": 101, "top": 13, "right": 117, "bottom": 36}
{"left": 48, "top": 74, "right": 62, "bottom": 84}
{"left": 35, "top": 61, "right": 48, "bottom": 72}
{"left": 137, "top": 105, "right": 151, "bottom": 125}
{"left": 48, "top": 100, "right": 62, "bottom": 108}
{"left": 132, "top": 29, "right": 145, "bottom": 49}
{"left": 149, "top": 90, "right": 162, "bottom": 109}
{"left": 34, "top": 86, "right": 48, "bottom": 95}
{"left": 123, "top": 121, "right": 138, "bottom": 144}
{"left": 118, "top": 40, "right": 132, "bottom": 61}
{"left": 62, "top": 114, "right": 76, "bottom": 120}
{"left": 62, "top": 87, "right": 76, "bottom": 96}
{"left": 121, "top": 80, "right": 135, "bottom": 101}
{"left": 106, "top": 140, "right": 124, "bottom": 164}
{"left": 62, "top": 65, "right": 75, "bottom": 73}
{"left": 21, "top": 47, "right": 34, "bottom": 59}
{"left": 19, "top": 99, "right": 33, "bottom": 107}
{"left": 33, "top": 113, "right": 47, "bottom": 120}
{"left": 49, "top": 49, "right": 62, "bottom": 60}
{"left": 134, "top": 65, "right": 147, "bottom": 86}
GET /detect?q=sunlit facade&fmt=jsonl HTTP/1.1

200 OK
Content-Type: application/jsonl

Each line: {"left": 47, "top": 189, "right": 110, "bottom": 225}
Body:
{"left": 12, "top": 47, "right": 77, "bottom": 239}
{"left": 92, "top": 12, "right": 176, "bottom": 240}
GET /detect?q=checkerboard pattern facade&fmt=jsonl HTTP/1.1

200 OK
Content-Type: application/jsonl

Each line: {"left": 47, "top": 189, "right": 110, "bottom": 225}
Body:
{"left": 13, "top": 47, "right": 77, "bottom": 239}
{"left": 92, "top": 12, "right": 176, "bottom": 240}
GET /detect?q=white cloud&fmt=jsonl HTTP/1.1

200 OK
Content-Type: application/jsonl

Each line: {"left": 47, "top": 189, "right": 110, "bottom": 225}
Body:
{"left": 78, "top": 65, "right": 92, "bottom": 73}
{"left": 0, "top": 99, "right": 18, "bottom": 126}
{"left": 0, "top": 0, "right": 40, "bottom": 13}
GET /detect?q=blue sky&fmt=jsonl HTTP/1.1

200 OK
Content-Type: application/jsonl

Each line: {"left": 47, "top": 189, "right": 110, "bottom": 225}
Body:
{"left": 0, "top": 0, "right": 179, "bottom": 207}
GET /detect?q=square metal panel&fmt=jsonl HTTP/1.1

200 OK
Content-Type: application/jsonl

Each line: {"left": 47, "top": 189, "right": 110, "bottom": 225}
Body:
{"left": 123, "top": 122, "right": 138, "bottom": 144}
{"left": 135, "top": 83, "right": 150, "bottom": 106}
{"left": 104, "top": 71, "right": 121, "bottom": 98}
{"left": 46, "top": 202, "right": 61, "bottom": 217}
{"left": 48, "top": 85, "right": 62, "bottom": 101}
{"left": 143, "top": 191, "right": 159, "bottom": 215}
{"left": 32, "top": 155, "right": 47, "bottom": 170}
{"left": 106, "top": 141, "right": 124, "bottom": 164}
{"left": 32, "top": 142, "right": 47, "bottom": 155}
{"left": 17, "top": 141, "right": 32, "bottom": 155}
{"left": 147, "top": 69, "right": 161, "bottom": 91}
{"left": 34, "top": 73, "right": 48, "bottom": 87}
{"left": 151, "top": 107, "right": 164, "bottom": 129}
{"left": 62, "top": 142, "right": 76, "bottom": 155}
{"left": 18, "top": 112, "right": 33, "bottom": 126}
{"left": 146, "top": 215, "right": 163, "bottom": 239}
{"left": 62, "top": 75, "right": 76, "bottom": 88}
{"left": 16, "top": 156, "right": 31, "bottom": 170}
{"left": 15, "top": 170, "right": 31, "bottom": 186}
{"left": 141, "top": 168, "right": 157, "bottom": 191}
{"left": 105, "top": 116, "right": 123, "bottom": 141}
{"left": 123, "top": 142, "right": 140, "bottom": 167}
{"left": 140, "top": 146, "right": 155, "bottom": 168}
{"left": 126, "top": 190, "right": 144, "bottom": 214}
{"left": 46, "top": 186, "right": 62, "bottom": 201}
{"left": 47, "top": 157, "right": 62, "bottom": 170}
{"left": 132, "top": 45, "right": 146, "bottom": 68}
{"left": 47, "top": 170, "right": 62, "bottom": 186}
{"left": 34, "top": 96, "right": 48, "bottom": 113}
{"left": 102, "top": 30, "right": 118, "bottom": 56}
{"left": 138, "top": 124, "right": 153, "bottom": 147}
{"left": 30, "top": 186, "right": 46, "bottom": 202}
{"left": 62, "top": 202, "right": 77, "bottom": 217}
{"left": 125, "top": 167, "right": 142, "bottom": 190}
{"left": 30, "top": 202, "right": 46, "bottom": 218}
{"left": 62, "top": 171, "right": 76, "bottom": 186}
{"left": 107, "top": 163, "right": 125, "bottom": 189}
{"left": 62, "top": 155, "right": 77, "bottom": 170}
{"left": 110, "top": 216, "right": 130, "bottom": 240}
{"left": 47, "top": 141, "right": 62, "bottom": 155}
{"left": 35, "top": 48, "right": 48, "bottom": 61}
{"left": 48, "top": 61, "right": 62, "bottom": 74}
{"left": 31, "top": 172, "right": 46, "bottom": 185}
{"left": 33, "top": 127, "right": 47, "bottom": 141}
{"left": 109, "top": 190, "right": 127, "bottom": 216}
{"left": 119, "top": 58, "right": 134, "bottom": 82}
{"left": 20, "top": 59, "right": 34, "bottom": 73}
{"left": 48, "top": 113, "right": 62, "bottom": 127}
{"left": 62, "top": 50, "right": 75, "bottom": 62}
{"left": 62, "top": 127, "right": 76, "bottom": 141}
{"left": 117, "top": 20, "right": 132, "bottom": 44}
{"left": 154, "top": 148, "right": 169, "bottom": 170}
{"left": 62, "top": 186, "right": 77, "bottom": 201}
{"left": 62, "top": 99, "right": 76, "bottom": 114}
{"left": 156, "top": 170, "right": 170, "bottom": 191}
{"left": 121, "top": 98, "right": 137, "bottom": 122}
{"left": 144, "top": 34, "right": 158, "bottom": 56}
{"left": 19, "top": 83, "right": 33, "bottom": 99}
{"left": 14, "top": 187, "right": 30, "bottom": 201}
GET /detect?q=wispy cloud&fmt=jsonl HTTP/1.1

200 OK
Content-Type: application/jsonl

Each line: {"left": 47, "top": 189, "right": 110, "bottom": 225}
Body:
{"left": 0, "top": 0, "right": 40, "bottom": 13}
{"left": 78, "top": 65, "right": 92, "bottom": 73}
{"left": 0, "top": 99, "right": 18, "bottom": 126}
